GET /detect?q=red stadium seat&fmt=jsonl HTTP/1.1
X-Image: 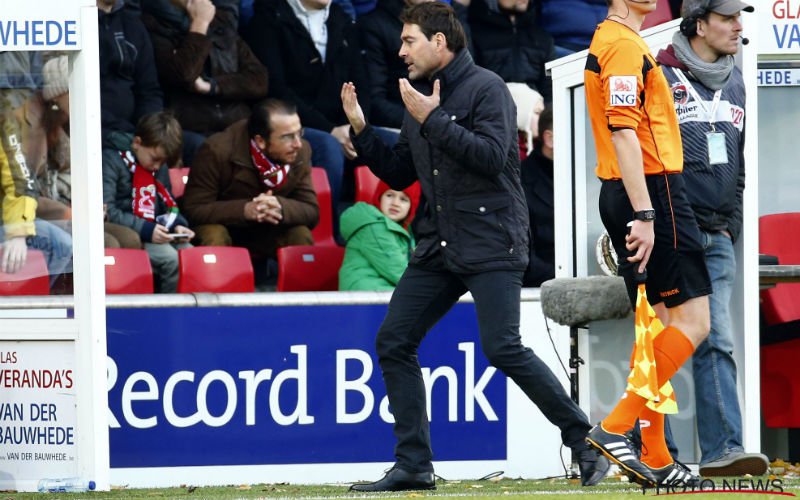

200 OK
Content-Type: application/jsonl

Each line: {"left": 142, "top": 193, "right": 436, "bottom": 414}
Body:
{"left": 0, "top": 249, "right": 50, "bottom": 296}
{"left": 104, "top": 249, "right": 154, "bottom": 294}
{"left": 277, "top": 245, "right": 345, "bottom": 292}
{"left": 168, "top": 167, "right": 190, "bottom": 199}
{"left": 355, "top": 165, "right": 381, "bottom": 204}
{"left": 310, "top": 167, "right": 338, "bottom": 247}
{"left": 760, "top": 213, "right": 800, "bottom": 326}
{"left": 759, "top": 213, "right": 800, "bottom": 427}
{"left": 177, "top": 246, "right": 255, "bottom": 293}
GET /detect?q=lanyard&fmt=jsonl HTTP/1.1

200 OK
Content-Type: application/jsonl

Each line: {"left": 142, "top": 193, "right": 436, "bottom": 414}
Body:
{"left": 674, "top": 68, "right": 722, "bottom": 131}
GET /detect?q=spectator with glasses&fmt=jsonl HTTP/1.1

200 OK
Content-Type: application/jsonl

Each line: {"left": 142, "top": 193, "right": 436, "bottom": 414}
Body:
{"left": 182, "top": 98, "right": 319, "bottom": 285}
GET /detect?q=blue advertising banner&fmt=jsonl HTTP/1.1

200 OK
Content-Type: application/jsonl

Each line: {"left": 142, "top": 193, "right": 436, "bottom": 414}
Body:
{"left": 106, "top": 304, "right": 507, "bottom": 468}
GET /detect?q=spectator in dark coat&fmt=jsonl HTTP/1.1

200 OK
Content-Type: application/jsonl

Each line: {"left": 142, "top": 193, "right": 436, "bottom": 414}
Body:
{"left": 536, "top": 0, "right": 606, "bottom": 58}
{"left": 97, "top": 0, "right": 163, "bottom": 144}
{"left": 520, "top": 107, "right": 553, "bottom": 287}
{"left": 245, "top": 0, "right": 371, "bottom": 226}
{"left": 358, "top": 0, "right": 471, "bottom": 128}
{"left": 468, "top": 0, "right": 555, "bottom": 102}
{"left": 141, "top": 0, "right": 268, "bottom": 165}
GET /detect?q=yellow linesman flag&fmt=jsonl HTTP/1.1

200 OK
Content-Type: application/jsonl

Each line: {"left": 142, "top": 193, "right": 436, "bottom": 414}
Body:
{"left": 625, "top": 283, "right": 678, "bottom": 414}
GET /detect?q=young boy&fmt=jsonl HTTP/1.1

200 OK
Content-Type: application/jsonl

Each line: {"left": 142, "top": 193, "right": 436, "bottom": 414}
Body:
{"left": 102, "top": 112, "right": 194, "bottom": 293}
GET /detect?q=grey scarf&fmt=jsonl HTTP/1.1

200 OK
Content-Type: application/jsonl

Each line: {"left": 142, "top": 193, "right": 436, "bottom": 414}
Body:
{"left": 671, "top": 32, "right": 734, "bottom": 90}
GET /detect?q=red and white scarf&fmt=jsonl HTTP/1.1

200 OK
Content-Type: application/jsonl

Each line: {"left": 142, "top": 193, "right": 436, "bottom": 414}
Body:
{"left": 249, "top": 139, "right": 291, "bottom": 190}
{"left": 120, "top": 150, "right": 179, "bottom": 228}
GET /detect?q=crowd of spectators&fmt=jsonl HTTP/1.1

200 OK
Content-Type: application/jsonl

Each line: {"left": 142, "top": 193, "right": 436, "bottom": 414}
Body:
{"left": 0, "top": 0, "right": 682, "bottom": 293}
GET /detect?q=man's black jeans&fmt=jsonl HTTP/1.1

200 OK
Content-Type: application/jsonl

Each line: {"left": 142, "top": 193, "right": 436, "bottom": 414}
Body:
{"left": 376, "top": 264, "right": 592, "bottom": 473}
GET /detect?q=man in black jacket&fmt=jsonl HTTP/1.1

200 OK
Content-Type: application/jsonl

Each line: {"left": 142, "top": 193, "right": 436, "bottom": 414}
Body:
{"left": 468, "top": 0, "right": 555, "bottom": 102}
{"left": 341, "top": 3, "right": 609, "bottom": 491}
{"left": 97, "top": 0, "right": 163, "bottom": 144}
{"left": 357, "top": 0, "right": 471, "bottom": 129}
{"left": 521, "top": 107, "right": 554, "bottom": 287}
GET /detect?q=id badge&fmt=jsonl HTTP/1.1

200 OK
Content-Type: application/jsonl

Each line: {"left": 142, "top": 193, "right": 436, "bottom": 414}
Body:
{"left": 707, "top": 132, "right": 728, "bottom": 165}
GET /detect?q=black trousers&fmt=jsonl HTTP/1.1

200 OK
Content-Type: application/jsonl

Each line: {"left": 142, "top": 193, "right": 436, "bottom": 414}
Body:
{"left": 376, "top": 264, "right": 592, "bottom": 473}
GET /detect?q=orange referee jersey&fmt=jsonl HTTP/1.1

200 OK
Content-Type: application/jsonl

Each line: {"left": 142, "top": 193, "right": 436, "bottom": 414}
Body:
{"left": 585, "top": 20, "right": 683, "bottom": 180}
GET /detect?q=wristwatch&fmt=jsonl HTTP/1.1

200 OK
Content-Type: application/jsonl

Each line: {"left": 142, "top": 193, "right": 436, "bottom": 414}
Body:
{"left": 633, "top": 209, "right": 656, "bottom": 221}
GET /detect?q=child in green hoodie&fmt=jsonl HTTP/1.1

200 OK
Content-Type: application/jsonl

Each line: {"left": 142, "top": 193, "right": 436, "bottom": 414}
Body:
{"left": 339, "top": 181, "right": 419, "bottom": 291}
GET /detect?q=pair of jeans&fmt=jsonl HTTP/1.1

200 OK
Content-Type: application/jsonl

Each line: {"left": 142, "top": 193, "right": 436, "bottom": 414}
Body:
{"left": 18, "top": 219, "right": 74, "bottom": 284}
{"left": 693, "top": 230, "right": 743, "bottom": 464}
{"left": 304, "top": 128, "right": 345, "bottom": 222}
{"left": 144, "top": 241, "right": 192, "bottom": 293}
{"left": 376, "top": 264, "right": 592, "bottom": 472}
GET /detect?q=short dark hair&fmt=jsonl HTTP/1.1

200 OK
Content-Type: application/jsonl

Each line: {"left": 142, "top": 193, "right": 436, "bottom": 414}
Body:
{"left": 538, "top": 106, "right": 553, "bottom": 141}
{"left": 135, "top": 112, "right": 183, "bottom": 166}
{"left": 248, "top": 98, "right": 298, "bottom": 139}
{"left": 400, "top": 2, "right": 467, "bottom": 53}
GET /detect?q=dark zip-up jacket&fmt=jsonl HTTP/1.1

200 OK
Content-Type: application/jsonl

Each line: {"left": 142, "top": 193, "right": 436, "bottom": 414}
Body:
{"left": 468, "top": 0, "right": 555, "bottom": 102}
{"left": 98, "top": 0, "right": 163, "bottom": 139}
{"left": 657, "top": 45, "right": 746, "bottom": 243}
{"left": 520, "top": 148, "right": 554, "bottom": 286}
{"left": 352, "top": 49, "right": 529, "bottom": 273}
{"left": 245, "top": 0, "right": 369, "bottom": 132}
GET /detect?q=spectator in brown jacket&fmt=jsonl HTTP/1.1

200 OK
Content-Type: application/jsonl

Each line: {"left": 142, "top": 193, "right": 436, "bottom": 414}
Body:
{"left": 141, "top": 0, "right": 268, "bottom": 165}
{"left": 182, "top": 98, "right": 319, "bottom": 283}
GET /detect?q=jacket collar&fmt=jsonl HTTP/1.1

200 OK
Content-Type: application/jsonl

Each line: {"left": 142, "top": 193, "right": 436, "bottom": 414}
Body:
{"left": 231, "top": 121, "right": 257, "bottom": 168}
{"left": 429, "top": 49, "right": 474, "bottom": 100}
{"left": 655, "top": 44, "right": 688, "bottom": 71}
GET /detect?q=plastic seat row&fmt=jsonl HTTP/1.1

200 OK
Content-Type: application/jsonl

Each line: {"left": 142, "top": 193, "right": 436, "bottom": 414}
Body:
{"left": 1, "top": 166, "right": 376, "bottom": 295}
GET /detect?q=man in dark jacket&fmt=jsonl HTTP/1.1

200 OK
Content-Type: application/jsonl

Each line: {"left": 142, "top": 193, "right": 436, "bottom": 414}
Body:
{"left": 357, "top": 0, "right": 471, "bottom": 128}
{"left": 97, "top": 0, "right": 163, "bottom": 144}
{"left": 468, "top": 0, "right": 555, "bottom": 102}
{"left": 342, "top": 3, "right": 608, "bottom": 491}
{"left": 141, "top": 0, "right": 269, "bottom": 165}
{"left": 182, "top": 99, "right": 318, "bottom": 273}
{"left": 521, "top": 107, "right": 554, "bottom": 287}
{"left": 536, "top": 0, "right": 606, "bottom": 57}
{"left": 245, "top": 0, "right": 370, "bottom": 220}
{"left": 656, "top": 0, "right": 767, "bottom": 478}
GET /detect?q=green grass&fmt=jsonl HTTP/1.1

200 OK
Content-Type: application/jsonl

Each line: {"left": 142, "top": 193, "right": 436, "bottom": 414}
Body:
{"left": 3, "top": 476, "right": 799, "bottom": 500}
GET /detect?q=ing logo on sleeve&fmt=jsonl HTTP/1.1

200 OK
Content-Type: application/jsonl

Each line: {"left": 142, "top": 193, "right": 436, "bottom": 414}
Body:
{"left": 609, "top": 75, "right": 637, "bottom": 106}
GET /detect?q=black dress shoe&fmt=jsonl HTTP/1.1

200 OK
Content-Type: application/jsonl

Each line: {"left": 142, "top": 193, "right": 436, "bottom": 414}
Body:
{"left": 576, "top": 444, "right": 611, "bottom": 486}
{"left": 349, "top": 467, "right": 436, "bottom": 492}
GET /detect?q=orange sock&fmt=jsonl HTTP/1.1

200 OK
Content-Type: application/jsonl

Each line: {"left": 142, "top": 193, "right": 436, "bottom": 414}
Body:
{"left": 602, "top": 326, "right": 695, "bottom": 435}
{"left": 639, "top": 408, "right": 673, "bottom": 469}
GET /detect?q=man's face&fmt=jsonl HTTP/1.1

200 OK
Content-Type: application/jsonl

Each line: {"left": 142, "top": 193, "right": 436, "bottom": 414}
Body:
{"left": 262, "top": 113, "right": 303, "bottom": 165}
{"left": 698, "top": 11, "right": 743, "bottom": 57}
{"left": 96, "top": 0, "right": 115, "bottom": 10}
{"left": 132, "top": 137, "right": 167, "bottom": 172}
{"left": 399, "top": 24, "right": 441, "bottom": 81}
{"left": 498, "top": 0, "right": 529, "bottom": 13}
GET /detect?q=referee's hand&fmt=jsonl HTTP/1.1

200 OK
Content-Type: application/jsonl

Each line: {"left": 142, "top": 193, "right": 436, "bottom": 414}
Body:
{"left": 625, "top": 219, "right": 654, "bottom": 274}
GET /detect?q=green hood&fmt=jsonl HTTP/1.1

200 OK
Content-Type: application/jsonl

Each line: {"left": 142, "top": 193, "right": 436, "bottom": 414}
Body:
{"left": 338, "top": 202, "right": 414, "bottom": 291}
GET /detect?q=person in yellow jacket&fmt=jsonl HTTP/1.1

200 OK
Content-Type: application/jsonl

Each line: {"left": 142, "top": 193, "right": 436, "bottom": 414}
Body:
{"left": 1, "top": 91, "right": 72, "bottom": 281}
